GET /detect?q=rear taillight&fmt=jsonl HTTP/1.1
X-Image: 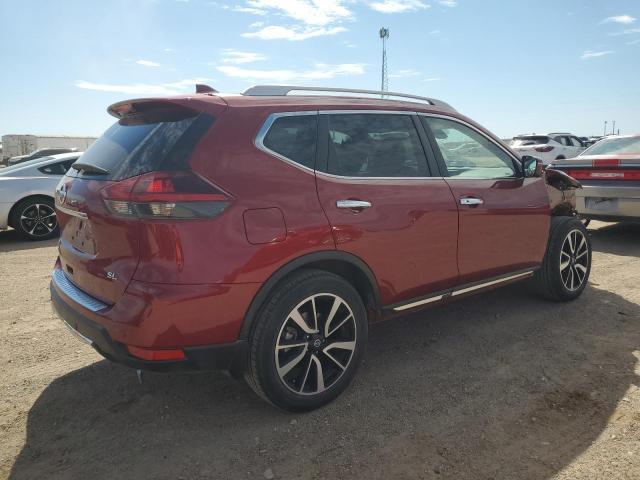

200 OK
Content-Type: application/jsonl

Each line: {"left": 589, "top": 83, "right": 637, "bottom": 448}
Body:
{"left": 567, "top": 169, "right": 640, "bottom": 181}
{"left": 535, "top": 146, "right": 554, "bottom": 153}
{"left": 100, "top": 171, "right": 231, "bottom": 219}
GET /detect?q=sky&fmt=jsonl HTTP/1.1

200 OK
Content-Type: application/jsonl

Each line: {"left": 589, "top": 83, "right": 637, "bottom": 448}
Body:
{"left": 0, "top": 0, "right": 638, "bottom": 139}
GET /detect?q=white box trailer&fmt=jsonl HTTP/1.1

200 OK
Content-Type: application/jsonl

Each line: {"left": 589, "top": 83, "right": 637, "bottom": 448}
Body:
{"left": 1, "top": 135, "right": 97, "bottom": 161}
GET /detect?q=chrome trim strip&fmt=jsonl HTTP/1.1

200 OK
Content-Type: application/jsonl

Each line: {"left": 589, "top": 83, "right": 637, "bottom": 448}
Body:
{"left": 315, "top": 171, "right": 445, "bottom": 181}
{"left": 451, "top": 271, "right": 534, "bottom": 297}
{"left": 393, "top": 294, "right": 444, "bottom": 312}
{"left": 318, "top": 109, "right": 418, "bottom": 116}
{"left": 51, "top": 269, "right": 108, "bottom": 312}
{"left": 62, "top": 320, "right": 94, "bottom": 345}
{"left": 55, "top": 204, "right": 88, "bottom": 219}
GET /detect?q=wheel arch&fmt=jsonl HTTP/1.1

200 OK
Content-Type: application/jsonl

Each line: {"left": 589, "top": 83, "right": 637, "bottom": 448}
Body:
{"left": 238, "top": 251, "right": 381, "bottom": 340}
{"left": 8, "top": 194, "right": 55, "bottom": 228}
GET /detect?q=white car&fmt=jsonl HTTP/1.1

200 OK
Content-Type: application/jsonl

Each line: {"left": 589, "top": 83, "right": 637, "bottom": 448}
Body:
{"left": 0, "top": 152, "right": 81, "bottom": 240}
{"left": 511, "top": 133, "right": 586, "bottom": 164}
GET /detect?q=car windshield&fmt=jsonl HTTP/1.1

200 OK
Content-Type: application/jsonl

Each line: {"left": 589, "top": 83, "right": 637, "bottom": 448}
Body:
{"left": 581, "top": 137, "right": 640, "bottom": 156}
{"left": 512, "top": 136, "right": 550, "bottom": 146}
{"left": 0, "top": 156, "right": 54, "bottom": 174}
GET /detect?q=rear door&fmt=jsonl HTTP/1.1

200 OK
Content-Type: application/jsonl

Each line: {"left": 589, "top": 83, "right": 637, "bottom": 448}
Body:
{"left": 314, "top": 111, "right": 459, "bottom": 306}
{"left": 421, "top": 115, "right": 550, "bottom": 284}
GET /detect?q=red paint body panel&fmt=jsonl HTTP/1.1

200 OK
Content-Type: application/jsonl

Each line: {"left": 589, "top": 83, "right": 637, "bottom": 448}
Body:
{"left": 53, "top": 92, "right": 557, "bottom": 356}
{"left": 315, "top": 175, "right": 460, "bottom": 304}
{"left": 445, "top": 177, "right": 550, "bottom": 283}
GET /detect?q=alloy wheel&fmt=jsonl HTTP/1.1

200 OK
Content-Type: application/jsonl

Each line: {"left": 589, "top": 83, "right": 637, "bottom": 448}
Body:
{"left": 560, "top": 229, "right": 589, "bottom": 291}
{"left": 20, "top": 203, "right": 57, "bottom": 238}
{"left": 275, "top": 293, "right": 357, "bottom": 396}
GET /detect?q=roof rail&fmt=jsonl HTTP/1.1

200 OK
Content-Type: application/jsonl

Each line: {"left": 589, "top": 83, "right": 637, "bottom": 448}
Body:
{"left": 242, "top": 85, "right": 454, "bottom": 110}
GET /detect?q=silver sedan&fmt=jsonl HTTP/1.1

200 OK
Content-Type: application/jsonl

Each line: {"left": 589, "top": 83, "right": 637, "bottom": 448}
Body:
{"left": 550, "top": 135, "right": 640, "bottom": 224}
{"left": 0, "top": 152, "right": 80, "bottom": 240}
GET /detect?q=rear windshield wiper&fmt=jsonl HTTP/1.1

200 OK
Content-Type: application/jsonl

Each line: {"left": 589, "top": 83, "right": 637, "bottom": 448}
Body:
{"left": 71, "top": 162, "right": 110, "bottom": 175}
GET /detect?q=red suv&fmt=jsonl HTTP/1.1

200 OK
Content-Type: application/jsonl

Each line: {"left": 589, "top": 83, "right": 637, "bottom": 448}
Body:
{"left": 51, "top": 85, "right": 591, "bottom": 410}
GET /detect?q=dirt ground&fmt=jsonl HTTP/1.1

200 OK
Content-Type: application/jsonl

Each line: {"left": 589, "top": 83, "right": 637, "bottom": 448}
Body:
{"left": 1, "top": 221, "right": 639, "bottom": 480}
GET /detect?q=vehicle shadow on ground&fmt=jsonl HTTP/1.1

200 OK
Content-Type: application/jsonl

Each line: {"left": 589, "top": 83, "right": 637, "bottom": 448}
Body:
{"left": 9, "top": 283, "right": 640, "bottom": 479}
{"left": 0, "top": 230, "right": 57, "bottom": 253}
{"left": 589, "top": 222, "right": 640, "bottom": 258}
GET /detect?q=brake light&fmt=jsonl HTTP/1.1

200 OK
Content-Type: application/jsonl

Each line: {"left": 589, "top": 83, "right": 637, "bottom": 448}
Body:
{"left": 535, "top": 146, "right": 554, "bottom": 153}
{"left": 566, "top": 169, "right": 640, "bottom": 180}
{"left": 593, "top": 158, "right": 620, "bottom": 168}
{"left": 100, "top": 171, "right": 231, "bottom": 219}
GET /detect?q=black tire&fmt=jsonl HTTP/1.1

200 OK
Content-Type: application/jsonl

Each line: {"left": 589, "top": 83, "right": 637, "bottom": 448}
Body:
{"left": 531, "top": 216, "right": 592, "bottom": 301}
{"left": 10, "top": 197, "right": 59, "bottom": 241}
{"left": 245, "top": 269, "right": 368, "bottom": 411}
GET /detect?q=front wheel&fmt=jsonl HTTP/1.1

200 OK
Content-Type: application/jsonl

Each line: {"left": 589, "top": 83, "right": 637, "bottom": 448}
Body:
{"left": 245, "top": 269, "right": 368, "bottom": 411}
{"left": 531, "top": 217, "right": 592, "bottom": 301}
{"left": 11, "top": 197, "right": 59, "bottom": 241}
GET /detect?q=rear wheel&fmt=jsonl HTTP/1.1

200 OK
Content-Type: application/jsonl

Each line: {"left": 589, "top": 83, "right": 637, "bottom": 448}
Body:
{"left": 245, "top": 269, "right": 368, "bottom": 411}
{"left": 531, "top": 217, "right": 591, "bottom": 301}
{"left": 11, "top": 197, "right": 59, "bottom": 241}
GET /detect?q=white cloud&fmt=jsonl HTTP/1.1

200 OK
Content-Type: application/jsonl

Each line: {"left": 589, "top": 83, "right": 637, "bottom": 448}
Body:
{"left": 163, "top": 48, "right": 175, "bottom": 52}
{"left": 242, "top": 25, "right": 347, "bottom": 40}
{"left": 216, "top": 63, "right": 365, "bottom": 82}
{"left": 249, "top": 21, "right": 264, "bottom": 28}
{"left": 602, "top": 15, "right": 636, "bottom": 25}
{"left": 581, "top": 50, "right": 613, "bottom": 59}
{"left": 424, "top": 77, "right": 440, "bottom": 82}
{"left": 389, "top": 69, "right": 421, "bottom": 78}
{"left": 237, "top": 0, "right": 352, "bottom": 26}
{"left": 75, "top": 77, "right": 215, "bottom": 96}
{"left": 221, "top": 49, "right": 267, "bottom": 64}
{"left": 135, "top": 59, "right": 161, "bottom": 67}
{"left": 368, "top": 0, "right": 429, "bottom": 14}
{"left": 627, "top": 38, "right": 640, "bottom": 45}
{"left": 438, "top": 0, "right": 457, "bottom": 7}
{"left": 231, "top": 6, "right": 268, "bottom": 15}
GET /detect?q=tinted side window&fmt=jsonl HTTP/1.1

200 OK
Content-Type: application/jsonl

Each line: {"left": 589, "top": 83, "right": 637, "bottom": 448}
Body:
{"left": 38, "top": 161, "right": 71, "bottom": 175}
{"left": 263, "top": 115, "right": 317, "bottom": 169}
{"left": 327, "top": 114, "right": 428, "bottom": 177}
{"left": 422, "top": 117, "right": 516, "bottom": 179}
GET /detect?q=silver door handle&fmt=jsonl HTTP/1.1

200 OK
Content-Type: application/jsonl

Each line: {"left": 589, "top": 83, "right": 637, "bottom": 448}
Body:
{"left": 336, "top": 200, "right": 372, "bottom": 210}
{"left": 459, "top": 197, "right": 484, "bottom": 206}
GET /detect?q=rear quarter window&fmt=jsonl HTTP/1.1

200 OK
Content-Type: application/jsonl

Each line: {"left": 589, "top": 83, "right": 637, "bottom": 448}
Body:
{"left": 261, "top": 114, "right": 318, "bottom": 170}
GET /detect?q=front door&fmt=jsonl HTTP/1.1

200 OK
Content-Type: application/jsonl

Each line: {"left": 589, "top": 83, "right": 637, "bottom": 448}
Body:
{"left": 421, "top": 115, "right": 550, "bottom": 285}
{"left": 315, "top": 112, "right": 459, "bottom": 306}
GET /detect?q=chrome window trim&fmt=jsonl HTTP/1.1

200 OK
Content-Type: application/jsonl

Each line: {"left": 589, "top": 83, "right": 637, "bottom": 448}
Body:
{"left": 52, "top": 269, "right": 109, "bottom": 312}
{"left": 254, "top": 111, "right": 318, "bottom": 174}
{"left": 418, "top": 113, "right": 523, "bottom": 180}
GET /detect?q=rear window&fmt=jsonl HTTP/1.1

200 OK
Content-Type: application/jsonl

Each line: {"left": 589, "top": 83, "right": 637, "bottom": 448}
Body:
{"left": 512, "top": 136, "right": 550, "bottom": 146}
{"left": 69, "top": 113, "right": 214, "bottom": 180}
{"left": 582, "top": 137, "right": 640, "bottom": 156}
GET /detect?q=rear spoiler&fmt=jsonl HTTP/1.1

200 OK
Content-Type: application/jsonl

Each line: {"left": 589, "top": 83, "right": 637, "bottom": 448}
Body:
{"left": 108, "top": 90, "right": 227, "bottom": 122}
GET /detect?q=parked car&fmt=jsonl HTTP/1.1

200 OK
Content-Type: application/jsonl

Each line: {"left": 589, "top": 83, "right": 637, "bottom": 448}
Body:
{"left": 550, "top": 134, "right": 640, "bottom": 224}
{"left": 0, "top": 152, "right": 81, "bottom": 240}
{"left": 511, "top": 133, "right": 585, "bottom": 164}
{"left": 8, "top": 147, "right": 78, "bottom": 166}
{"left": 50, "top": 85, "right": 590, "bottom": 411}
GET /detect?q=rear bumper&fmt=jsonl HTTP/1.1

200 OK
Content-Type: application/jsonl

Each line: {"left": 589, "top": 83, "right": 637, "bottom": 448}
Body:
{"left": 50, "top": 268, "right": 254, "bottom": 375}
{"left": 576, "top": 184, "right": 640, "bottom": 220}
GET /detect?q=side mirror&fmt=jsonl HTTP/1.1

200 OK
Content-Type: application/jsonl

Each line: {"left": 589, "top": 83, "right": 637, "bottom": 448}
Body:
{"left": 522, "top": 155, "right": 544, "bottom": 178}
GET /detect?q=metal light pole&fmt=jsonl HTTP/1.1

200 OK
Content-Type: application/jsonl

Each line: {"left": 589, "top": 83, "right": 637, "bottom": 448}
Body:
{"left": 604, "top": 121, "right": 607, "bottom": 137}
{"left": 612, "top": 120, "right": 616, "bottom": 136}
{"left": 380, "top": 27, "right": 389, "bottom": 95}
